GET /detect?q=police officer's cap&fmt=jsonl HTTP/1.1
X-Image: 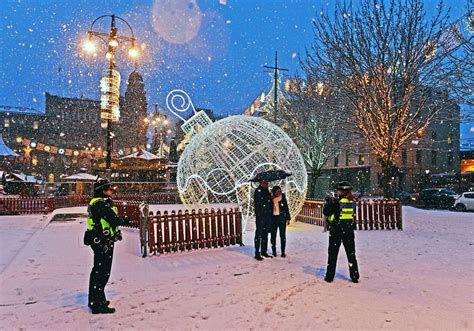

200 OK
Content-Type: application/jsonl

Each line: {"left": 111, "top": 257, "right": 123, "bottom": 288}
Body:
{"left": 336, "top": 181, "right": 353, "bottom": 191}
{"left": 94, "top": 178, "right": 113, "bottom": 192}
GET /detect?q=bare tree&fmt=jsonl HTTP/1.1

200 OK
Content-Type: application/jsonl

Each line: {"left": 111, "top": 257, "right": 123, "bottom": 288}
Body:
{"left": 282, "top": 78, "right": 340, "bottom": 198}
{"left": 304, "top": 0, "right": 472, "bottom": 197}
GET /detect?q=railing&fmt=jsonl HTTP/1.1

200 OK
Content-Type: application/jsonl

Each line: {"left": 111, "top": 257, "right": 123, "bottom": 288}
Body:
{"left": 0, "top": 193, "right": 181, "bottom": 215}
{"left": 0, "top": 197, "right": 50, "bottom": 215}
{"left": 144, "top": 208, "right": 243, "bottom": 256}
{"left": 115, "top": 200, "right": 143, "bottom": 229}
{"left": 296, "top": 199, "right": 402, "bottom": 230}
{"left": 113, "top": 193, "right": 181, "bottom": 205}
{"left": 296, "top": 200, "right": 325, "bottom": 227}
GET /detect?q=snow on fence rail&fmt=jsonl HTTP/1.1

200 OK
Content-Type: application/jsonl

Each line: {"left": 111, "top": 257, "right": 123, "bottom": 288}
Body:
{"left": 296, "top": 199, "right": 403, "bottom": 230}
{"left": 142, "top": 208, "right": 243, "bottom": 256}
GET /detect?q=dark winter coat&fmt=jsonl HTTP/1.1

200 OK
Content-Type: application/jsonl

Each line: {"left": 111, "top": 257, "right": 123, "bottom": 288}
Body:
{"left": 323, "top": 197, "right": 340, "bottom": 220}
{"left": 254, "top": 185, "right": 273, "bottom": 224}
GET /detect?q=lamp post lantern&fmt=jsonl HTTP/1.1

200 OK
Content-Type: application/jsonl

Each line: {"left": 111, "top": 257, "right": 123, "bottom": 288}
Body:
{"left": 82, "top": 14, "right": 139, "bottom": 176}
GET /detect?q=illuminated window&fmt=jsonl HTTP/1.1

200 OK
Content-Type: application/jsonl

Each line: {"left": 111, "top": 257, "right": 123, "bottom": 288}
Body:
{"left": 358, "top": 154, "right": 365, "bottom": 165}
{"left": 345, "top": 151, "right": 351, "bottom": 166}
{"left": 33, "top": 121, "right": 39, "bottom": 130}
{"left": 4, "top": 118, "right": 9, "bottom": 127}
{"left": 447, "top": 133, "right": 452, "bottom": 144}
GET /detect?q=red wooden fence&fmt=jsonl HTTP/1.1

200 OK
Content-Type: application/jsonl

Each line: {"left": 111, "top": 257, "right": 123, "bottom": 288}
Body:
{"left": 145, "top": 208, "right": 243, "bottom": 255}
{"left": 296, "top": 200, "right": 325, "bottom": 226}
{"left": 0, "top": 197, "right": 50, "bottom": 215}
{"left": 296, "top": 199, "right": 402, "bottom": 230}
{"left": 115, "top": 200, "right": 143, "bottom": 229}
{"left": 0, "top": 193, "right": 180, "bottom": 215}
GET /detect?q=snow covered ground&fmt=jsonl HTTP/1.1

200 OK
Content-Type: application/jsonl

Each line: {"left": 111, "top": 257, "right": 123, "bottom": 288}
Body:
{"left": 0, "top": 206, "right": 472, "bottom": 329}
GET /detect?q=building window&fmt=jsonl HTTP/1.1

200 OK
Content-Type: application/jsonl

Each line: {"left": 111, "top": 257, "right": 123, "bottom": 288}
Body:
{"left": 334, "top": 133, "right": 339, "bottom": 144}
{"left": 431, "top": 130, "right": 437, "bottom": 142}
{"left": 402, "top": 149, "right": 407, "bottom": 165}
{"left": 431, "top": 150, "right": 437, "bottom": 165}
{"left": 33, "top": 121, "right": 38, "bottom": 130}
{"left": 345, "top": 151, "right": 351, "bottom": 166}
{"left": 447, "top": 151, "right": 453, "bottom": 166}
{"left": 4, "top": 118, "right": 9, "bottom": 127}
{"left": 358, "top": 154, "right": 365, "bottom": 165}
{"left": 334, "top": 154, "right": 339, "bottom": 167}
{"left": 447, "top": 133, "right": 452, "bottom": 145}
{"left": 416, "top": 150, "right": 422, "bottom": 164}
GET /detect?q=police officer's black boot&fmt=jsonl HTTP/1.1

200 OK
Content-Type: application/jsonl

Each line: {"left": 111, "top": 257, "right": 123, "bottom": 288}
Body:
{"left": 91, "top": 304, "right": 116, "bottom": 314}
{"left": 349, "top": 262, "right": 359, "bottom": 283}
{"left": 272, "top": 246, "right": 277, "bottom": 257}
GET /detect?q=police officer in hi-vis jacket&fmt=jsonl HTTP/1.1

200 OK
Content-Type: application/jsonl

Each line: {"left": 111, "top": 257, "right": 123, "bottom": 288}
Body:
{"left": 323, "top": 181, "right": 360, "bottom": 283}
{"left": 83, "top": 178, "right": 129, "bottom": 314}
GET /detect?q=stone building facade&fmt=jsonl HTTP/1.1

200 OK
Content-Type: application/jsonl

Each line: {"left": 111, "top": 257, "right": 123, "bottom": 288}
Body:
{"left": 0, "top": 69, "right": 149, "bottom": 181}
{"left": 320, "top": 101, "right": 461, "bottom": 195}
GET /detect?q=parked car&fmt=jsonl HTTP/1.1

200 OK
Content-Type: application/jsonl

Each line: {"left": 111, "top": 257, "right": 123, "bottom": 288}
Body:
{"left": 453, "top": 192, "right": 474, "bottom": 211}
{"left": 396, "top": 191, "right": 415, "bottom": 204}
{"left": 417, "top": 188, "right": 460, "bottom": 209}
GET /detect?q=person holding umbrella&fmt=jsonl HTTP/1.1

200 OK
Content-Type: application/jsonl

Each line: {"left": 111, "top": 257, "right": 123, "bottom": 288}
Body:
{"left": 251, "top": 170, "right": 292, "bottom": 261}
{"left": 253, "top": 179, "right": 273, "bottom": 260}
{"left": 322, "top": 181, "right": 360, "bottom": 283}
{"left": 270, "top": 185, "right": 291, "bottom": 257}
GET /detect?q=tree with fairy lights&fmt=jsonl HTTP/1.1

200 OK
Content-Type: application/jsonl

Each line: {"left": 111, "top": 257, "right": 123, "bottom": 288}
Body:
{"left": 305, "top": 0, "right": 472, "bottom": 197}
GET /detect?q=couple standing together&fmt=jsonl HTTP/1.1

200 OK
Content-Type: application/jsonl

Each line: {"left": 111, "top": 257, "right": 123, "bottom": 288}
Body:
{"left": 253, "top": 180, "right": 290, "bottom": 260}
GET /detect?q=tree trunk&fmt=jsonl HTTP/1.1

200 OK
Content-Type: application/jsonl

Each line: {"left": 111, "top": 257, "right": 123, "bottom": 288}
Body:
{"left": 380, "top": 161, "right": 397, "bottom": 198}
{"left": 308, "top": 168, "right": 322, "bottom": 198}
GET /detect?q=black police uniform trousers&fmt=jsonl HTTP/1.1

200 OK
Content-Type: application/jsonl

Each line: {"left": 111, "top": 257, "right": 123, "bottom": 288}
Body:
{"left": 254, "top": 216, "right": 272, "bottom": 255}
{"left": 271, "top": 215, "right": 287, "bottom": 254}
{"left": 326, "top": 220, "right": 359, "bottom": 281}
{"left": 88, "top": 237, "right": 115, "bottom": 307}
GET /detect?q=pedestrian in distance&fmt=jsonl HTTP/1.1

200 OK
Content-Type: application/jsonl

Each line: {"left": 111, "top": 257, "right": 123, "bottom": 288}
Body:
{"left": 322, "top": 181, "right": 360, "bottom": 283}
{"left": 83, "top": 178, "right": 130, "bottom": 314}
{"left": 270, "top": 185, "right": 291, "bottom": 257}
{"left": 253, "top": 179, "right": 273, "bottom": 260}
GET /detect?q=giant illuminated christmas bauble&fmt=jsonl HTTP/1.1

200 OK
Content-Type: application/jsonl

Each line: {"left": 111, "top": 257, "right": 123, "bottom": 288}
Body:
{"left": 167, "top": 90, "right": 307, "bottom": 231}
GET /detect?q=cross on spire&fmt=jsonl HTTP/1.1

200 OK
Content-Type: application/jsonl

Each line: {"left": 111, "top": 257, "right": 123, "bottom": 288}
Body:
{"left": 264, "top": 51, "right": 288, "bottom": 123}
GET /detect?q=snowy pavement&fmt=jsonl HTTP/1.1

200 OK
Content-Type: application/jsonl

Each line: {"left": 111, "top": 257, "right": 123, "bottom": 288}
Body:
{"left": 0, "top": 206, "right": 473, "bottom": 329}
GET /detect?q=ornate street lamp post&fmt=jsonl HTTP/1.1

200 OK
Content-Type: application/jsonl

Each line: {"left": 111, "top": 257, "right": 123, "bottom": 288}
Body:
{"left": 82, "top": 14, "right": 139, "bottom": 176}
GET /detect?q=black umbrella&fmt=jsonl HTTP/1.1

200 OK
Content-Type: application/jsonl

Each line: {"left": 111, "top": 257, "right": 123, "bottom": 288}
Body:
{"left": 250, "top": 170, "right": 292, "bottom": 182}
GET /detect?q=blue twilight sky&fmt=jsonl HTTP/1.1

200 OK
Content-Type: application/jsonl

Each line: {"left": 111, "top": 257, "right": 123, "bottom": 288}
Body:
{"left": 0, "top": 0, "right": 472, "bottom": 149}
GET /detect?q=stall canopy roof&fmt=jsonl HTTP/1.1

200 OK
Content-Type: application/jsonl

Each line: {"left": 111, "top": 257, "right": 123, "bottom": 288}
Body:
{"left": 63, "top": 173, "right": 97, "bottom": 181}
{"left": 0, "top": 134, "right": 18, "bottom": 157}
{"left": 7, "top": 172, "right": 39, "bottom": 183}
{"left": 120, "top": 150, "right": 160, "bottom": 160}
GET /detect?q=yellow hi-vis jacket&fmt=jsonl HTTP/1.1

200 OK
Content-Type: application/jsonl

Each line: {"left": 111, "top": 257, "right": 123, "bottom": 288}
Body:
{"left": 86, "top": 197, "right": 118, "bottom": 237}
{"left": 329, "top": 197, "right": 355, "bottom": 222}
